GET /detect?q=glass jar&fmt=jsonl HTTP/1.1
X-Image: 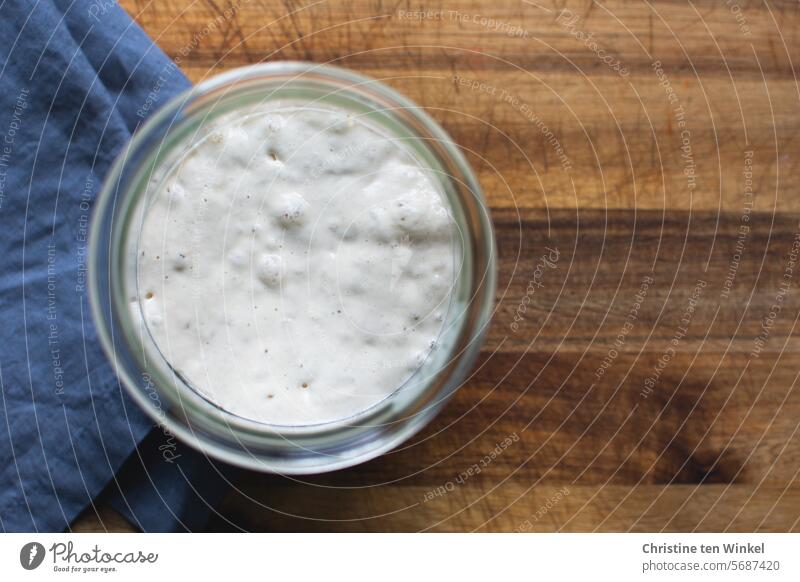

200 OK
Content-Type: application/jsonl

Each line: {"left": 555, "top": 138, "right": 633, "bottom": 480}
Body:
{"left": 89, "top": 62, "right": 496, "bottom": 473}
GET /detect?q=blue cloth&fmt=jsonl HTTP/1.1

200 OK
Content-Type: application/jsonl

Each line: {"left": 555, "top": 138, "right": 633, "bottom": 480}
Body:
{"left": 0, "top": 0, "right": 235, "bottom": 532}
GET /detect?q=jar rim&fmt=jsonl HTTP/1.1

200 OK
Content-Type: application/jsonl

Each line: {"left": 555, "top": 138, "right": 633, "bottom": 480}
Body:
{"left": 89, "top": 61, "right": 496, "bottom": 473}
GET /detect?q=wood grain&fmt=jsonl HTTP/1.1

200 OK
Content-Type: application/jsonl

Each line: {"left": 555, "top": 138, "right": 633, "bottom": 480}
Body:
{"left": 73, "top": 0, "right": 800, "bottom": 531}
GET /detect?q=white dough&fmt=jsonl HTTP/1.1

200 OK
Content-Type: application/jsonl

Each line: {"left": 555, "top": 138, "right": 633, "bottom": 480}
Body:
{"left": 136, "top": 104, "right": 455, "bottom": 425}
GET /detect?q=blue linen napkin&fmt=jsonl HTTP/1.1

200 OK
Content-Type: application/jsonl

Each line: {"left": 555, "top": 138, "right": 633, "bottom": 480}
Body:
{"left": 0, "top": 0, "right": 236, "bottom": 532}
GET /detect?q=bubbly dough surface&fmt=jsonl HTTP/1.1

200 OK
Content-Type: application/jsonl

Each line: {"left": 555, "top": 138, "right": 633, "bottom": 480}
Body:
{"left": 136, "top": 104, "right": 455, "bottom": 425}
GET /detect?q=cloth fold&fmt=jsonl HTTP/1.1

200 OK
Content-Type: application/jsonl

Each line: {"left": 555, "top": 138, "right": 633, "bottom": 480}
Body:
{"left": 0, "top": 0, "right": 235, "bottom": 532}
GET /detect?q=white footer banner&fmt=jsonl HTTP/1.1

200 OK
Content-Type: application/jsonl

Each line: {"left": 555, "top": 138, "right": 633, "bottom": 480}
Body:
{"left": 1, "top": 533, "right": 798, "bottom": 580}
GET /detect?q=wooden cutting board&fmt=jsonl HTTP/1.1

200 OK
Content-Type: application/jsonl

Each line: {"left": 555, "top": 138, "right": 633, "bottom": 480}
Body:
{"left": 76, "top": 0, "right": 800, "bottom": 532}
